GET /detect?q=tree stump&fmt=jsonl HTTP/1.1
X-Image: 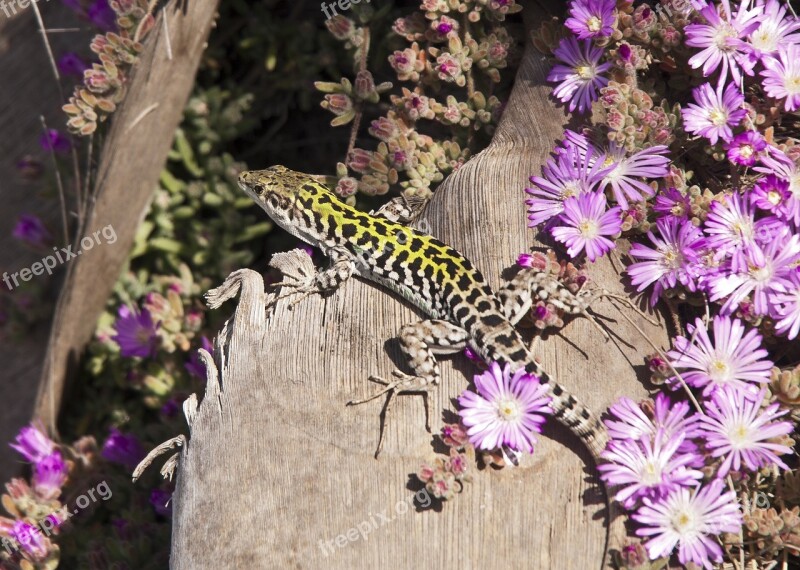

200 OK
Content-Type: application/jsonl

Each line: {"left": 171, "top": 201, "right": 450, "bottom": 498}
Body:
{"left": 166, "top": 3, "right": 667, "bottom": 568}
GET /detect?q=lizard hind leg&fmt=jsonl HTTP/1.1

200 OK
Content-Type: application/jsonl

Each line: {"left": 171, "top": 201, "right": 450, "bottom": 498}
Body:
{"left": 348, "top": 319, "right": 470, "bottom": 458}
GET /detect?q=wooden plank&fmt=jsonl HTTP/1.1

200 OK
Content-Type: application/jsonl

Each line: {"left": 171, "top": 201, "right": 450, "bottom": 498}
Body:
{"left": 33, "top": 0, "right": 222, "bottom": 431}
{"left": 168, "top": 3, "right": 667, "bottom": 567}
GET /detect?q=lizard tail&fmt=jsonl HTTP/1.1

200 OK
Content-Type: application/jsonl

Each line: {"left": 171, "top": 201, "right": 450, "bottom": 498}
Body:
{"left": 536, "top": 369, "right": 609, "bottom": 461}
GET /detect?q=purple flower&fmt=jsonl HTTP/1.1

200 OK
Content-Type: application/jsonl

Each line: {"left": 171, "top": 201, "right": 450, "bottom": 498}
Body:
{"left": 725, "top": 130, "right": 766, "bottom": 166}
{"left": 33, "top": 451, "right": 68, "bottom": 500}
{"left": 564, "top": 0, "right": 616, "bottom": 40}
{"left": 698, "top": 386, "right": 793, "bottom": 477}
{"left": 150, "top": 488, "right": 173, "bottom": 517}
{"left": 685, "top": 0, "right": 761, "bottom": 86}
{"left": 703, "top": 192, "right": 759, "bottom": 255}
{"left": 525, "top": 141, "right": 609, "bottom": 226}
{"left": 112, "top": 305, "right": 160, "bottom": 358}
{"left": 750, "top": 175, "right": 792, "bottom": 217}
{"left": 101, "top": 428, "right": 145, "bottom": 468}
{"left": 666, "top": 315, "right": 772, "bottom": 398}
{"left": 755, "top": 148, "right": 800, "bottom": 224}
{"left": 682, "top": 82, "right": 747, "bottom": 145}
{"left": 709, "top": 228, "right": 800, "bottom": 315}
{"left": 564, "top": 131, "right": 670, "bottom": 208}
{"left": 654, "top": 187, "right": 692, "bottom": 220}
{"left": 627, "top": 217, "right": 705, "bottom": 306}
{"left": 57, "top": 52, "right": 89, "bottom": 77}
{"left": 550, "top": 192, "right": 622, "bottom": 262}
{"left": 761, "top": 45, "right": 800, "bottom": 111}
{"left": 12, "top": 214, "right": 52, "bottom": 248}
{"left": 9, "top": 520, "right": 48, "bottom": 560}
{"left": 87, "top": 0, "right": 116, "bottom": 30}
{"left": 10, "top": 423, "right": 55, "bottom": 463}
{"left": 772, "top": 270, "right": 800, "bottom": 339}
{"left": 39, "top": 128, "right": 71, "bottom": 154}
{"left": 185, "top": 336, "right": 213, "bottom": 379}
{"left": 748, "top": 0, "right": 800, "bottom": 61}
{"left": 547, "top": 36, "right": 611, "bottom": 114}
{"left": 605, "top": 393, "right": 699, "bottom": 447}
{"left": 599, "top": 431, "right": 702, "bottom": 508}
{"left": 602, "top": 144, "right": 670, "bottom": 208}
{"left": 457, "top": 362, "right": 551, "bottom": 453}
{"left": 633, "top": 479, "right": 742, "bottom": 569}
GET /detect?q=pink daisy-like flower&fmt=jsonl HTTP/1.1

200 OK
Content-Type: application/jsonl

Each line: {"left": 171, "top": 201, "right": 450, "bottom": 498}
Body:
{"left": 698, "top": 386, "right": 793, "bottom": 477}
{"left": 10, "top": 422, "right": 55, "bottom": 464}
{"left": 605, "top": 393, "right": 699, "bottom": 445}
{"left": 666, "top": 315, "right": 773, "bottom": 398}
{"left": 710, "top": 228, "right": 800, "bottom": 315}
{"left": 600, "top": 431, "right": 702, "bottom": 508}
{"left": 654, "top": 187, "right": 693, "bottom": 221}
{"left": 9, "top": 520, "right": 49, "bottom": 560}
{"left": 724, "top": 130, "right": 766, "bottom": 166}
{"left": 750, "top": 174, "right": 792, "bottom": 217}
{"left": 547, "top": 36, "right": 611, "bottom": 114}
{"left": 564, "top": 130, "right": 671, "bottom": 209}
{"left": 682, "top": 82, "right": 747, "bottom": 145}
{"left": 457, "top": 362, "right": 551, "bottom": 453}
{"left": 755, "top": 147, "right": 800, "bottom": 224}
{"left": 627, "top": 217, "right": 706, "bottom": 305}
{"left": 703, "top": 192, "right": 758, "bottom": 255}
{"left": 564, "top": 0, "right": 616, "bottom": 40}
{"left": 525, "top": 141, "right": 609, "bottom": 227}
{"left": 112, "top": 305, "right": 161, "bottom": 358}
{"left": 550, "top": 192, "right": 622, "bottom": 262}
{"left": 762, "top": 44, "right": 800, "bottom": 111}
{"left": 747, "top": 0, "right": 800, "bottom": 62}
{"left": 772, "top": 270, "right": 800, "bottom": 339}
{"left": 601, "top": 144, "right": 670, "bottom": 209}
{"left": 634, "top": 479, "right": 743, "bottom": 570}
{"left": 685, "top": 0, "right": 761, "bottom": 86}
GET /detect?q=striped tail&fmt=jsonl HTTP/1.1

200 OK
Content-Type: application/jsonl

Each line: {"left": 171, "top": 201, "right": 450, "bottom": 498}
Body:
{"left": 525, "top": 362, "right": 609, "bottom": 460}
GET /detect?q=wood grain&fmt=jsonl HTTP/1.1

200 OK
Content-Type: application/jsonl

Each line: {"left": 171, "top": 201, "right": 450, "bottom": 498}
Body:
{"left": 168, "top": 2, "right": 667, "bottom": 568}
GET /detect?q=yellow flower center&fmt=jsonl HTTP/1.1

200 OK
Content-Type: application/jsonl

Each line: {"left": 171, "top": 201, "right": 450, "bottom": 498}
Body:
{"left": 576, "top": 65, "right": 595, "bottom": 80}
{"left": 768, "top": 190, "right": 783, "bottom": 205}
{"left": 708, "top": 107, "right": 729, "bottom": 126}
{"left": 786, "top": 75, "right": 800, "bottom": 95}
{"left": 579, "top": 219, "right": 599, "bottom": 238}
{"left": 749, "top": 263, "right": 771, "bottom": 282}
{"left": 587, "top": 16, "right": 602, "bottom": 32}
{"left": 640, "top": 460, "right": 661, "bottom": 485}
{"left": 708, "top": 359, "right": 730, "bottom": 383}
{"left": 713, "top": 22, "right": 737, "bottom": 51}
{"left": 672, "top": 510, "right": 696, "bottom": 534}
{"left": 496, "top": 399, "right": 521, "bottom": 422}
{"left": 738, "top": 144, "right": 754, "bottom": 159}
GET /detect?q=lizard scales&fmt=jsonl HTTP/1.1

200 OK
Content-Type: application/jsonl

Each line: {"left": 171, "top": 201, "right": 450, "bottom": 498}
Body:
{"left": 238, "top": 165, "right": 608, "bottom": 458}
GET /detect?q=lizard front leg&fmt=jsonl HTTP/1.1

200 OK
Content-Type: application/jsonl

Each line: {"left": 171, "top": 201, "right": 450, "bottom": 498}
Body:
{"left": 273, "top": 245, "right": 355, "bottom": 305}
{"left": 348, "top": 319, "right": 471, "bottom": 457}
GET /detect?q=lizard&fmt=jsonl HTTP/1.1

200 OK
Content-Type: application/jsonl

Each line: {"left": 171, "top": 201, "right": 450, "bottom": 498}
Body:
{"left": 237, "top": 164, "right": 611, "bottom": 462}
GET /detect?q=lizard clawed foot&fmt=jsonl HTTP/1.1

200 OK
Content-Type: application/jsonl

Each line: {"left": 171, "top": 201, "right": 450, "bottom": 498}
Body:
{"left": 347, "top": 371, "right": 435, "bottom": 458}
{"left": 270, "top": 280, "right": 319, "bottom": 306}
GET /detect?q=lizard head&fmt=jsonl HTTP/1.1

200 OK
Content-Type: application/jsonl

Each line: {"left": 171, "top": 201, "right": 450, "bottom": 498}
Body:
{"left": 237, "top": 165, "right": 334, "bottom": 241}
